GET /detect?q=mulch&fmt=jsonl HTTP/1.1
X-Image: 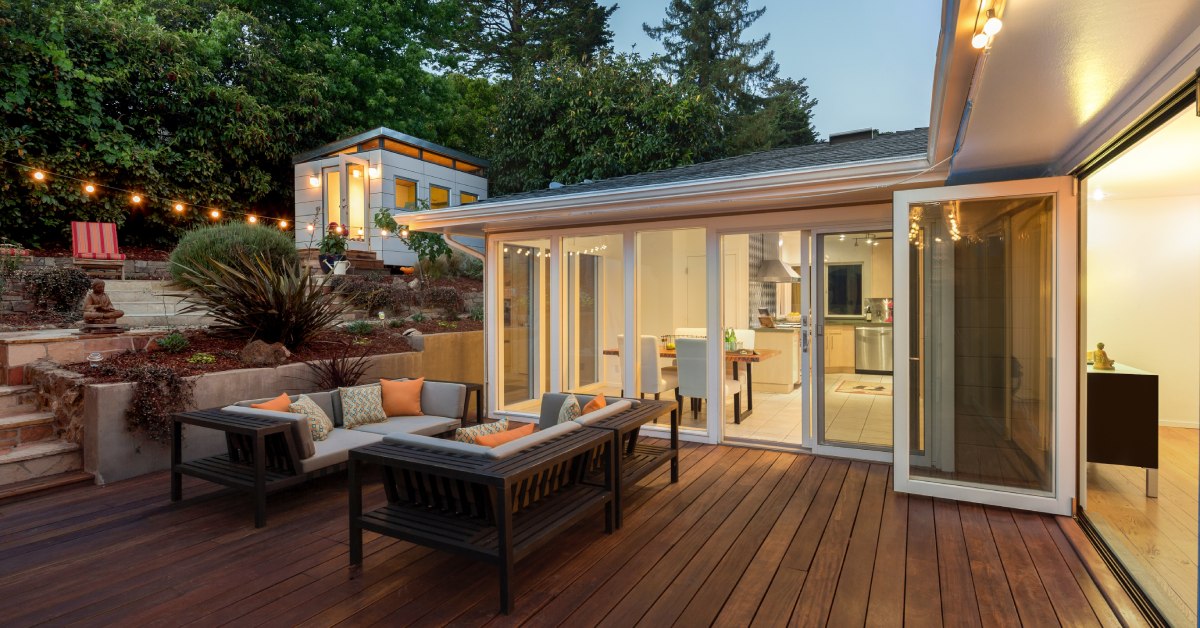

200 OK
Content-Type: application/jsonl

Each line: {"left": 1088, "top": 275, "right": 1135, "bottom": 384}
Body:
{"left": 68, "top": 326, "right": 417, "bottom": 382}
{"left": 0, "top": 310, "right": 77, "bottom": 331}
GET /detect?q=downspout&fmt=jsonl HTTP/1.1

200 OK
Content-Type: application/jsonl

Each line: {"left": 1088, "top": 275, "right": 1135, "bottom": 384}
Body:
{"left": 444, "top": 232, "right": 484, "bottom": 261}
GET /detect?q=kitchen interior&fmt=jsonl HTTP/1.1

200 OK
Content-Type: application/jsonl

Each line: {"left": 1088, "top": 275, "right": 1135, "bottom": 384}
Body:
{"left": 722, "top": 230, "right": 894, "bottom": 447}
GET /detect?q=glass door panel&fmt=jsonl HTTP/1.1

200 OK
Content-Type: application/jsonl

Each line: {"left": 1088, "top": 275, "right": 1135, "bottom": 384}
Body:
{"left": 498, "top": 238, "right": 550, "bottom": 413}
{"left": 815, "top": 231, "right": 894, "bottom": 455}
{"left": 563, "top": 234, "right": 623, "bottom": 398}
{"left": 894, "top": 178, "right": 1075, "bottom": 515}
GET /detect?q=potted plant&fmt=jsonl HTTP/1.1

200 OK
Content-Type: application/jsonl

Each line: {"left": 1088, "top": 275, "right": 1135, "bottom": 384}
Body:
{"left": 318, "top": 222, "right": 348, "bottom": 273}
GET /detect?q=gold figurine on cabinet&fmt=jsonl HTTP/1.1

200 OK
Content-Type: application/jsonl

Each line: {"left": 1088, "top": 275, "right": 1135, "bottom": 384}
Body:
{"left": 1092, "top": 342, "right": 1115, "bottom": 370}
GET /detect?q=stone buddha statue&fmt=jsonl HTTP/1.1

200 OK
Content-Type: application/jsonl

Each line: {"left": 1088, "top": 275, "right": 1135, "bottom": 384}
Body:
{"left": 82, "top": 279, "right": 124, "bottom": 325}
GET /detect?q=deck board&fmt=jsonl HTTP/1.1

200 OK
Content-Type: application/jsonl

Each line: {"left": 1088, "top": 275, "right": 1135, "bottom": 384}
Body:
{"left": 0, "top": 443, "right": 1140, "bottom": 626}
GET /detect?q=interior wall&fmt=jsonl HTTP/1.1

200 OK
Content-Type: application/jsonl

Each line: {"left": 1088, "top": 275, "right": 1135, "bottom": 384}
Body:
{"left": 1087, "top": 194, "right": 1200, "bottom": 426}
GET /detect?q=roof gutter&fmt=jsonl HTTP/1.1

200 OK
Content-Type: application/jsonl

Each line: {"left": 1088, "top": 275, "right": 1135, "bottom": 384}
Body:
{"left": 410, "top": 153, "right": 936, "bottom": 233}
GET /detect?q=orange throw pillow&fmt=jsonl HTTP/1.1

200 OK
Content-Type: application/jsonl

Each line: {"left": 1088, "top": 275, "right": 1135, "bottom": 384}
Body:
{"left": 475, "top": 422, "right": 535, "bottom": 447}
{"left": 582, "top": 395, "right": 607, "bottom": 414}
{"left": 381, "top": 378, "right": 423, "bottom": 416}
{"left": 251, "top": 392, "right": 292, "bottom": 412}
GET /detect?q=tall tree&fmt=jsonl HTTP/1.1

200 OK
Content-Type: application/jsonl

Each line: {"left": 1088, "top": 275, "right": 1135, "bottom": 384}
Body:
{"left": 488, "top": 52, "right": 722, "bottom": 195}
{"left": 643, "top": 0, "right": 778, "bottom": 115}
{"left": 643, "top": 0, "right": 816, "bottom": 154}
{"left": 455, "top": 0, "right": 617, "bottom": 76}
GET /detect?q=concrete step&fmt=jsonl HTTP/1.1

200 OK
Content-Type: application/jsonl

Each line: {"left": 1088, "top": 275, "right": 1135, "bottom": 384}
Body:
{"left": 0, "top": 440, "right": 82, "bottom": 488}
{"left": 0, "top": 470, "right": 93, "bottom": 502}
{"left": 0, "top": 411, "right": 54, "bottom": 431}
{"left": 0, "top": 412, "right": 56, "bottom": 450}
{"left": 0, "top": 385, "right": 36, "bottom": 413}
{"left": 120, "top": 314, "right": 213, "bottom": 327}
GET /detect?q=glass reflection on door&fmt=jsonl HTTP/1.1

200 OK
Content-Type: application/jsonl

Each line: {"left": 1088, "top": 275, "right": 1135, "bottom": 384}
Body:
{"left": 908, "top": 196, "right": 1055, "bottom": 493}
{"left": 499, "top": 239, "right": 550, "bottom": 412}
{"left": 564, "top": 235, "right": 623, "bottom": 398}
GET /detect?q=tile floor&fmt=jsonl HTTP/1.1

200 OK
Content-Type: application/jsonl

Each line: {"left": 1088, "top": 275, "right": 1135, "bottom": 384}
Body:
{"left": 723, "top": 373, "right": 893, "bottom": 447}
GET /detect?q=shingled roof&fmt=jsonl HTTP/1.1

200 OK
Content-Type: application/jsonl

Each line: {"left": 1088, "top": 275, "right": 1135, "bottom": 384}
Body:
{"left": 480, "top": 127, "right": 929, "bottom": 204}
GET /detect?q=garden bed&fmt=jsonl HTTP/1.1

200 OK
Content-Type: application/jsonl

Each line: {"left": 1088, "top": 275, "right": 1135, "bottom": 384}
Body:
{"left": 29, "top": 245, "right": 172, "bottom": 261}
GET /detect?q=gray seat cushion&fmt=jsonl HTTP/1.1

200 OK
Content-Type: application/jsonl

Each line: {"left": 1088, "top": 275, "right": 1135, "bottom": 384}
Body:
{"left": 299, "top": 428, "right": 382, "bottom": 473}
{"left": 353, "top": 415, "right": 461, "bottom": 436}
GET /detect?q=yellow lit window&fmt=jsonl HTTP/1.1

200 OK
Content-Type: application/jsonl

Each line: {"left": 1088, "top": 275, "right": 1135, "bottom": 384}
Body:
{"left": 424, "top": 152, "right": 454, "bottom": 168}
{"left": 430, "top": 185, "right": 450, "bottom": 209}
{"left": 396, "top": 178, "right": 417, "bottom": 210}
{"left": 460, "top": 192, "right": 479, "bottom": 205}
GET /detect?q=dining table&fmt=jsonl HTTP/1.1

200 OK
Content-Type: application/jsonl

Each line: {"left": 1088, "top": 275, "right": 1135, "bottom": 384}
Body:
{"left": 601, "top": 346, "right": 780, "bottom": 418}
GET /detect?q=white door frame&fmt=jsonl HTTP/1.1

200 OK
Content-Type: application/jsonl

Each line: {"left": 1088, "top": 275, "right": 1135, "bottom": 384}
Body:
{"left": 892, "top": 176, "right": 1077, "bottom": 515}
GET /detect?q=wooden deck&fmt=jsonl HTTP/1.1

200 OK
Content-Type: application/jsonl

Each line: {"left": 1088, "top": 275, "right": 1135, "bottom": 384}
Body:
{"left": 0, "top": 443, "right": 1149, "bottom": 626}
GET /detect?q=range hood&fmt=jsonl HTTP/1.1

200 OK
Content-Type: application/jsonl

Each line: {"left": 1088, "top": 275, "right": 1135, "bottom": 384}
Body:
{"left": 755, "top": 233, "right": 800, "bottom": 282}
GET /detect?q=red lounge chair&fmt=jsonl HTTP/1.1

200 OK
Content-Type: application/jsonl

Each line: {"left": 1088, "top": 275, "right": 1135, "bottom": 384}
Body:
{"left": 71, "top": 221, "right": 126, "bottom": 279}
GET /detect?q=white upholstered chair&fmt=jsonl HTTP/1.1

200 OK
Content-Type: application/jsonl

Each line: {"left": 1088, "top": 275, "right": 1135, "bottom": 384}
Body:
{"left": 675, "top": 338, "right": 743, "bottom": 423}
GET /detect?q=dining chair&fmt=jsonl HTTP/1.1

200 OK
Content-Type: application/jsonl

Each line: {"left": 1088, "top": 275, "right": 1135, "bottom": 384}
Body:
{"left": 639, "top": 335, "right": 678, "bottom": 400}
{"left": 675, "top": 338, "right": 742, "bottom": 424}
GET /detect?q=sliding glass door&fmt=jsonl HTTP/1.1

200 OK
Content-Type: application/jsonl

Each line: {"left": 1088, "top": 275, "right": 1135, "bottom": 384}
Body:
{"left": 893, "top": 178, "right": 1076, "bottom": 515}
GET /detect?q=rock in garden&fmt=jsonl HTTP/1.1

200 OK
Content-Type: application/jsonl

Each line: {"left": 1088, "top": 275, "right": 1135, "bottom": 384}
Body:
{"left": 239, "top": 340, "right": 292, "bottom": 367}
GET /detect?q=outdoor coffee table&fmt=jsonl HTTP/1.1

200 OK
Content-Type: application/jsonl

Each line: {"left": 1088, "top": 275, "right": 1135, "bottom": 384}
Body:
{"left": 170, "top": 408, "right": 306, "bottom": 528}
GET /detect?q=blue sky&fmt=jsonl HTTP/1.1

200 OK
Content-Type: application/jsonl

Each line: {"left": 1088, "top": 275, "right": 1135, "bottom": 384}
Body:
{"left": 608, "top": 1, "right": 942, "bottom": 139}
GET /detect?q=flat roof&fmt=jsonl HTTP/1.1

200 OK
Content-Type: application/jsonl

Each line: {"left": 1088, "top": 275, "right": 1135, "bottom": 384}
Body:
{"left": 292, "top": 127, "right": 491, "bottom": 168}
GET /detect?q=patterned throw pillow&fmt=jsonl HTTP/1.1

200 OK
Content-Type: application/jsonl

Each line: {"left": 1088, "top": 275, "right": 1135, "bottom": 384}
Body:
{"left": 455, "top": 419, "right": 508, "bottom": 443}
{"left": 557, "top": 394, "right": 581, "bottom": 424}
{"left": 289, "top": 395, "right": 334, "bottom": 442}
{"left": 339, "top": 384, "right": 387, "bottom": 429}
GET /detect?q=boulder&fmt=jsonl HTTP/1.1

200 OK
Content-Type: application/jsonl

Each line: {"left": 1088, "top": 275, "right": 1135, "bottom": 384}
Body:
{"left": 238, "top": 340, "right": 291, "bottom": 367}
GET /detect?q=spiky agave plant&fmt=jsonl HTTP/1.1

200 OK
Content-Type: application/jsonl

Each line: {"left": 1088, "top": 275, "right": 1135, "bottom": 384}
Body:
{"left": 299, "top": 341, "right": 372, "bottom": 390}
{"left": 170, "top": 250, "right": 347, "bottom": 349}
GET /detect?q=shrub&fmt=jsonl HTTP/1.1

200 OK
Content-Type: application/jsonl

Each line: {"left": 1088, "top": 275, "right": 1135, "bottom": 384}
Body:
{"left": 456, "top": 256, "right": 484, "bottom": 280}
{"left": 187, "top": 352, "right": 216, "bottom": 364}
{"left": 301, "top": 342, "right": 370, "bottom": 389}
{"left": 20, "top": 266, "right": 92, "bottom": 312}
{"left": 333, "top": 275, "right": 403, "bottom": 315}
{"left": 409, "top": 312, "right": 427, "bottom": 322}
{"left": 125, "top": 365, "right": 195, "bottom": 443}
{"left": 424, "top": 285, "right": 464, "bottom": 317}
{"left": 155, "top": 331, "right": 190, "bottom": 354}
{"left": 169, "top": 223, "right": 298, "bottom": 289}
{"left": 170, "top": 250, "right": 346, "bottom": 349}
{"left": 343, "top": 320, "right": 375, "bottom": 336}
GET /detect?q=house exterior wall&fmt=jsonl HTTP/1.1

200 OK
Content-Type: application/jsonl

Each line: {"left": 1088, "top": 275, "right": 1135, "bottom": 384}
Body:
{"left": 293, "top": 148, "right": 487, "bottom": 266}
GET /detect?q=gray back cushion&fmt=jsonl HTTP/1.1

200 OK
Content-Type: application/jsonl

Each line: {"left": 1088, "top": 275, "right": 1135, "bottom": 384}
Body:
{"left": 420, "top": 381, "right": 466, "bottom": 419}
{"left": 539, "top": 393, "right": 599, "bottom": 430}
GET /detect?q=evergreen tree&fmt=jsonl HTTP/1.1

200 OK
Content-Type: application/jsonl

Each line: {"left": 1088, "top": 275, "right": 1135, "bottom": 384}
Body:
{"left": 644, "top": 0, "right": 817, "bottom": 153}
{"left": 456, "top": 0, "right": 618, "bottom": 76}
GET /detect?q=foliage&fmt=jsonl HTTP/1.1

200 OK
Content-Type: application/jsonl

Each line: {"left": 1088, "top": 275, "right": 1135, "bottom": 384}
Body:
{"left": 318, "top": 223, "right": 348, "bottom": 256}
{"left": 0, "top": 0, "right": 465, "bottom": 247}
{"left": 409, "top": 312, "right": 427, "bottom": 323}
{"left": 155, "top": 331, "right": 191, "bottom": 354}
{"left": 643, "top": 0, "right": 817, "bottom": 155}
{"left": 488, "top": 52, "right": 723, "bottom": 195}
{"left": 301, "top": 342, "right": 370, "bottom": 389}
{"left": 457, "top": 255, "right": 485, "bottom": 280}
{"left": 436, "top": 320, "right": 458, "bottom": 330}
{"left": 186, "top": 352, "right": 216, "bottom": 364}
{"left": 170, "top": 250, "right": 346, "bottom": 349}
{"left": 0, "top": 239, "right": 29, "bottom": 292}
{"left": 343, "top": 320, "right": 376, "bottom": 336}
{"left": 333, "top": 275, "right": 404, "bottom": 316}
{"left": 125, "top": 364, "right": 195, "bottom": 444}
{"left": 453, "top": 0, "right": 616, "bottom": 77}
{"left": 425, "top": 286, "right": 465, "bottom": 317}
{"left": 169, "top": 223, "right": 298, "bottom": 288}
{"left": 20, "top": 266, "right": 91, "bottom": 313}
{"left": 467, "top": 305, "right": 485, "bottom": 321}
{"left": 396, "top": 199, "right": 452, "bottom": 266}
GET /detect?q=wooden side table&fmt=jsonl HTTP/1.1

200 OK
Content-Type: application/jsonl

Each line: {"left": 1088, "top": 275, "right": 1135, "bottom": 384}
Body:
{"left": 171, "top": 408, "right": 306, "bottom": 527}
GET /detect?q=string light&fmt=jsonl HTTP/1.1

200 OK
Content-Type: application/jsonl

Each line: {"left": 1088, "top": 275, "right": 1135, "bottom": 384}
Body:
{"left": 279, "top": 220, "right": 288, "bottom": 229}
{"left": 131, "top": 194, "right": 142, "bottom": 204}
{"left": 357, "top": 228, "right": 364, "bottom": 236}
{"left": 306, "top": 223, "right": 315, "bottom": 232}
{"left": 248, "top": 215, "right": 257, "bottom": 223}
{"left": 83, "top": 183, "right": 96, "bottom": 194}
{"left": 174, "top": 203, "right": 185, "bottom": 212}
{"left": 210, "top": 209, "right": 220, "bottom": 219}
{"left": 32, "top": 171, "right": 45, "bottom": 181}
{"left": 380, "top": 229, "right": 388, "bottom": 236}
{"left": 400, "top": 227, "right": 409, "bottom": 238}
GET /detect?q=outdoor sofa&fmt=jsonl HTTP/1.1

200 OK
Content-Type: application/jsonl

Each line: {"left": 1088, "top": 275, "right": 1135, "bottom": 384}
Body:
{"left": 171, "top": 380, "right": 467, "bottom": 526}
{"left": 348, "top": 398, "right": 635, "bottom": 613}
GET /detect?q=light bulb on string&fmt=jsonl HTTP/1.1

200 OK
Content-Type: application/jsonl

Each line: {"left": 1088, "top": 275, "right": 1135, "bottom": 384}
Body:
{"left": 400, "top": 227, "right": 409, "bottom": 238}
{"left": 174, "top": 203, "right": 185, "bottom": 213}
{"left": 32, "top": 171, "right": 46, "bottom": 181}
{"left": 83, "top": 183, "right": 96, "bottom": 194}
{"left": 982, "top": 10, "right": 1002, "bottom": 36}
{"left": 131, "top": 194, "right": 142, "bottom": 204}
{"left": 380, "top": 229, "right": 388, "bottom": 236}
{"left": 306, "top": 223, "right": 315, "bottom": 232}
{"left": 279, "top": 220, "right": 288, "bottom": 229}
{"left": 248, "top": 215, "right": 257, "bottom": 224}
{"left": 971, "top": 32, "right": 989, "bottom": 49}
{"left": 210, "top": 209, "right": 220, "bottom": 219}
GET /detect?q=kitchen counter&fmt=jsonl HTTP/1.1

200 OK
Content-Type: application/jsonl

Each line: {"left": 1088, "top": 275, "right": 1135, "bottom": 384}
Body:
{"left": 825, "top": 319, "right": 892, "bottom": 327}
{"left": 757, "top": 326, "right": 805, "bottom": 333}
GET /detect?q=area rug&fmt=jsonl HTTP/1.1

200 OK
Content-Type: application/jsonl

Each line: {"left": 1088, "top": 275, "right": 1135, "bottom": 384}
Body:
{"left": 834, "top": 380, "right": 893, "bottom": 396}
